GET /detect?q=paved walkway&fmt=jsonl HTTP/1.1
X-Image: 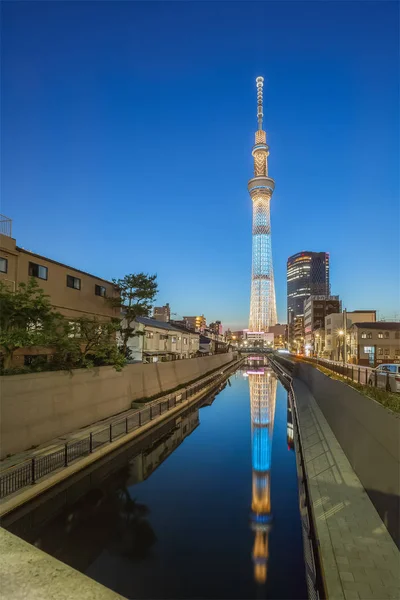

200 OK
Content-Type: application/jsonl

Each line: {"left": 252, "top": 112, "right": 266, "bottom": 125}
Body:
{"left": 0, "top": 402, "right": 142, "bottom": 472}
{"left": 293, "top": 378, "right": 400, "bottom": 600}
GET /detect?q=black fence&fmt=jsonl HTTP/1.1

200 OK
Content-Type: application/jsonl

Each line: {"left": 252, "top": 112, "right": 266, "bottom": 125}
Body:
{"left": 0, "top": 358, "right": 243, "bottom": 500}
{"left": 302, "top": 357, "right": 396, "bottom": 392}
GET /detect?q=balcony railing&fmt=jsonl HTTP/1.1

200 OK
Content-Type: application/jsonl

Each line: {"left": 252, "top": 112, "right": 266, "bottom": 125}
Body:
{"left": 0, "top": 215, "right": 12, "bottom": 237}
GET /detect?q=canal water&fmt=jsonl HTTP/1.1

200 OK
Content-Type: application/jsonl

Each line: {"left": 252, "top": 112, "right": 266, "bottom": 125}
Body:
{"left": 3, "top": 358, "right": 307, "bottom": 599}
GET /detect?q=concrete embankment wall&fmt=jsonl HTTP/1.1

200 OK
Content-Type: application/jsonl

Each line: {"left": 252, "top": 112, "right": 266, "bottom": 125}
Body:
{"left": 0, "top": 353, "right": 234, "bottom": 458}
{"left": 294, "top": 361, "right": 400, "bottom": 545}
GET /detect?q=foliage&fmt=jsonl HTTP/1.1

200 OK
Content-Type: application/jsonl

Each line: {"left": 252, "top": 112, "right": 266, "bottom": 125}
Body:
{"left": 0, "top": 279, "right": 126, "bottom": 373}
{"left": 296, "top": 357, "right": 400, "bottom": 414}
{"left": 53, "top": 317, "right": 126, "bottom": 371}
{"left": 108, "top": 273, "right": 158, "bottom": 357}
{"left": 0, "top": 279, "right": 62, "bottom": 368}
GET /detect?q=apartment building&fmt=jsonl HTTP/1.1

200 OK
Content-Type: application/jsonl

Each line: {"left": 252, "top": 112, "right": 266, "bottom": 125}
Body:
{"left": 304, "top": 295, "right": 341, "bottom": 352}
{"left": 124, "top": 317, "right": 200, "bottom": 362}
{"left": 348, "top": 322, "right": 400, "bottom": 366}
{"left": 0, "top": 221, "right": 120, "bottom": 365}
{"left": 183, "top": 315, "right": 207, "bottom": 333}
{"left": 325, "top": 310, "right": 376, "bottom": 360}
{"left": 153, "top": 303, "right": 171, "bottom": 323}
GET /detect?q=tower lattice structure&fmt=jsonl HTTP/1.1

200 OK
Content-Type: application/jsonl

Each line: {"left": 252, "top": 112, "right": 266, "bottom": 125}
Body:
{"left": 248, "top": 77, "right": 277, "bottom": 331}
{"left": 248, "top": 364, "right": 277, "bottom": 584}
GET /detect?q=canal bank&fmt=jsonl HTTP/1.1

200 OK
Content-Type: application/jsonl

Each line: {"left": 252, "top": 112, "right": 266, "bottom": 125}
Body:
{"left": 2, "top": 358, "right": 308, "bottom": 600}
{"left": 269, "top": 356, "right": 400, "bottom": 600}
{"left": 0, "top": 356, "right": 243, "bottom": 515}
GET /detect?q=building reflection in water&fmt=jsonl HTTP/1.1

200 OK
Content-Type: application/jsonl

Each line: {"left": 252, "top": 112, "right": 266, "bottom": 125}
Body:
{"left": 246, "top": 358, "right": 277, "bottom": 585}
{"left": 5, "top": 408, "right": 200, "bottom": 573}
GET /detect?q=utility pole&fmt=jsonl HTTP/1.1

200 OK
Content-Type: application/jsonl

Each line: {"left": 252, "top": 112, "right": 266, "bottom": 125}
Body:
{"left": 343, "top": 307, "right": 347, "bottom": 366}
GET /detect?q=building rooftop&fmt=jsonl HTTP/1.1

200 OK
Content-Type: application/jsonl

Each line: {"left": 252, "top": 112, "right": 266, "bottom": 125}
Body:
{"left": 136, "top": 316, "right": 199, "bottom": 335}
{"left": 351, "top": 322, "right": 400, "bottom": 330}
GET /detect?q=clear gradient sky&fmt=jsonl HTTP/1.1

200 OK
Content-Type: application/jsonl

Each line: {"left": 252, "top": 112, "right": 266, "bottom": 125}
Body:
{"left": 3, "top": 1, "right": 399, "bottom": 329}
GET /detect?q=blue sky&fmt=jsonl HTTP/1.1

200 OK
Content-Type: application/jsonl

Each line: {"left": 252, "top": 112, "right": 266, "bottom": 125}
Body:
{"left": 3, "top": 1, "right": 399, "bottom": 329}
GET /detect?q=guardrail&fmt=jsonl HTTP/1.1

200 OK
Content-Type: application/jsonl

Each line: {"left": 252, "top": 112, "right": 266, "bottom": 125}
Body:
{"left": 300, "top": 356, "right": 397, "bottom": 392}
{"left": 0, "top": 358, "right": 243, "bottom": 500}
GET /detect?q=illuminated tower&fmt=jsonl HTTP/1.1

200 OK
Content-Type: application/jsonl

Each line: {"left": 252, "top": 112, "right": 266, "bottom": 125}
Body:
{"left": 248, "top": 77, "right": 277, "bottom": 332}
{"left": 247, "top": 365, "right": 277, "bottom": 584}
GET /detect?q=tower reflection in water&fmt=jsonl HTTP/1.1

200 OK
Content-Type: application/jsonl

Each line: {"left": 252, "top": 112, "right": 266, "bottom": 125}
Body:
{"left": 246, "top": 358, "right": 277, "bottom": 585}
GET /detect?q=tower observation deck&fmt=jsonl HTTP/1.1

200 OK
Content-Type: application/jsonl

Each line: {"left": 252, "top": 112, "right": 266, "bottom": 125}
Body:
{"left": 248, "top": 77, "right": 277, "bottom": 332}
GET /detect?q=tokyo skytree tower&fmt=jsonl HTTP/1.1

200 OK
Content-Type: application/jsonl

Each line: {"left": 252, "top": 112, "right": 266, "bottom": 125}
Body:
{"left": 248, "top": 77, "right": 277, "bottom": 331}
{"left": 248, "top": 365, "right": 277, "bottom": 584}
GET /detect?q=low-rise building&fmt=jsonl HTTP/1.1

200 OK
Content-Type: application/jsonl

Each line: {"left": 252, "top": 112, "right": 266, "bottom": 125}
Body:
{"left": 0, "top": 219, "right": 120, "bottom": 366}
{"left": 268, "top": 324, "right": 287, "bottom": 349}
{"left": 348, "top": 322, "right": 400, "bottom": 366}
{"left": 123, "top": 317, "right": 200, "bottom": 363}
{"left": 325, "top": 310, "right": 376, "bottom": 360}
{"left": 304, "top": 295, "right": 341, "bottom": 354}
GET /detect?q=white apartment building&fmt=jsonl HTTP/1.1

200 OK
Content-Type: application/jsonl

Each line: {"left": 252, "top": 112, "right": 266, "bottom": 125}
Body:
{"left": 120, "top": 317, "right": 200, "bottom": 363}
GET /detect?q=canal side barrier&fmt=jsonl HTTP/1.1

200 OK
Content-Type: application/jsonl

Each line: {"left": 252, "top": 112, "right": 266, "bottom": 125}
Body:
{"left": 0, "top": 352, "right": 235, "bottom": 458}
{"left": 294, "top": 359, "right": 400, "bottom": 547}
{"left": 268, "top": 357, "right": 325, "bottom": 600}
{"left": 0, "top": 356, "right": 244, "bottom": 509}
{"left": 271, "top": 353, "right": 400, "bottom": 546}
{"left": 269, "top": 356, "right": 400, "bottom": 600}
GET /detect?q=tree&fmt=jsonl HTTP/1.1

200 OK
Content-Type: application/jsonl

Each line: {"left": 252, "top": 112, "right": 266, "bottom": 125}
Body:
{"left": 109, "top": 273, "right": 158, "bottom": 357}
{"left": 0, "top": 279, "right": 62, "bottom": 368}
{"left": 55, "top": 317, "right": 126, "bottom": 371}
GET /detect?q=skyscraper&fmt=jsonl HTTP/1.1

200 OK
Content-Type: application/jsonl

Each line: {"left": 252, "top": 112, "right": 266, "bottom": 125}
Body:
{"left": 287, "top": 251, "right": 330, "bottom": 347}
{"left": 248, "top": 77, "right": 277, "bottom": 333}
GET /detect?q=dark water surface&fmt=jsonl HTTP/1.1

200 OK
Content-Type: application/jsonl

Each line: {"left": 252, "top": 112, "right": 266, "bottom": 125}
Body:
{"left": 3, "top": 361, "right": 307, "bottom": 599}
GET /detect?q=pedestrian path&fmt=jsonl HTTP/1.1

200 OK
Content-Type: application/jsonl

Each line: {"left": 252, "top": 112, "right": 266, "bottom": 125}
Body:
{"left": 293, "top": 378, "right": 400, "bottom": 600}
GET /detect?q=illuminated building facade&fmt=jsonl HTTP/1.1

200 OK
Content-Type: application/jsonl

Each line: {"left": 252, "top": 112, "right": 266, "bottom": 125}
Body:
{"left": 247, "top": 362, "right": 277, "bottom": 584}
{"left": 287, "top": 252, "right": 330, "bottom": 347}
{"left": 248, "top": 77, "right": 277, "bottom": 334}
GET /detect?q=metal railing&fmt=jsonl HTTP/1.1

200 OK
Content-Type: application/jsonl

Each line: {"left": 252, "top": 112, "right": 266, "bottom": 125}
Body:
{"left": 300, "top": 356, "right": 397, "bottom": 392}
{"left": 0, "top": 358, "right": 243, "bottom": 500}
{"left": 0, "top": 215, "right": 12, "bottom": 237}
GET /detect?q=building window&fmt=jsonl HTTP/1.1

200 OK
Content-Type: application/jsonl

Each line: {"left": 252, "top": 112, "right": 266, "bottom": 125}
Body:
{"left": 160, "top": 334, "right": 168, "bottom": 340}
{"left": 367, "top": 333, "right": 372, "bottom": 339}
{"left": 171, "top": 336, "right": 177, "bottom": 343}
{"left": 183, "top": 338, "right": 188, "bottom": 345}
{"left": 395, "top": 348, "right": 400, "bottom": 358}
{"left": 146, "top": 332, "right": 154, "bottom": 339}
{"left": 395, "top": 332, "right": 400, "bottom": 339}
{"left": 0, "top": 257, "right": 7, "bottom": 273}
{"left": 29, "top": 262, "right": 48, "bottom": 280}
{"left": 326, "top": 318, "right": 331, "bottom": 325}
{"left": 68, "top": 321, "right": 81, "bottom": 338}
{"left": 378, "top": 348, "right": 383, "bottom": 355}
{"left": 326, "top": 329, "right": 331, "bottom": 335}
{"left": 361, "top": 332, "right": 367, "bottom": 339}
{"left": 95, "top": 285, "right": 106, "bottom": 297}
{"left": 384, "top": 348, "right": 390, "bottom": 356}
{"left": 378, "top": 332, "right": 383, "bottom": 339}
{"left": 364, "top": 346, "right": 374, "bottom": 354}
{"left": 384, "top": 331, "right": 390, "bottom": 339}
{"left": 67, "top": 275, "right": 81, "bottom": 290}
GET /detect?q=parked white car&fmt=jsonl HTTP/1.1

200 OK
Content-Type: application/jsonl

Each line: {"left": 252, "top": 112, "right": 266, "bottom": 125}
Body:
{"left": 368, "top": 364, "right": 400, "bottom": 393}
